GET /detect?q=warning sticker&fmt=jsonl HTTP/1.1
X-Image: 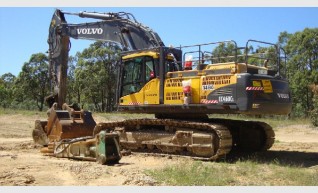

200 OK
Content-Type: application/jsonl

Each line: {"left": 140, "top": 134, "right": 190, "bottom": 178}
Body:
{"left": 253, "top": 81, "right": 262, "bottom": 87}
{"left": 262, "top": 80, "right": 273, "bottom": 93}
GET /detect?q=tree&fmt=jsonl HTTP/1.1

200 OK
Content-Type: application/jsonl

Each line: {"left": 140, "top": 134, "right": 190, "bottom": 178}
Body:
{"left": 75, "top": 41, "right": 120, "bottom": 112}
{"left": 280, "top": 28, "right": 318, "bottom": 118}
{"left": 14, "top": 53, "right": 50, "bottom": 111}
{"left": 309, "top": 84, "right": 318, "bottom": 126}
{"left": 0, "top": 79, "right": 8, "bottom": 108}
{"left": 0, "top": 73, "right": 16, "bottom": 108}
{"left": 209, "top": 41, "right": 250, "bottom": 64}
{"left": 66, "top": 55, "right": 78, "bottom": 105}
{"left": 211, "top": 42, "right": 238, "bottom": 63}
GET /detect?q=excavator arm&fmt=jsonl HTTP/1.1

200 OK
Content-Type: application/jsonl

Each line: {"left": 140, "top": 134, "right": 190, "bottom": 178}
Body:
{"left": 47, "top": 9, "right": 164, "bottom": 108}
{"left": 33, "top": 9, "right": 166, "bottom": 163}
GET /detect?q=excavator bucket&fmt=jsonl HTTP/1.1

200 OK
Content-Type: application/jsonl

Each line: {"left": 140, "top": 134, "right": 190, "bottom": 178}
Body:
{"left": 45, "top": 109, "right": 96, "bottom": 141}
{"left": 32, "top": 103, "right": 96, "bottom": 146}
{"left": 31, "top": 103, "right": 122, "bottom": 165}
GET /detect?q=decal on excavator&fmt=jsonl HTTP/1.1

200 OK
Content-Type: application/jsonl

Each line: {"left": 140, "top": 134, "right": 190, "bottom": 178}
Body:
{"left": 77, "top": 28, "right": 104, "bottom": 35}
{"left": 262, "top": 79, "right": 273, "bottom": 93}
{"left": 252, "top": 80, "right": 262, "bottom": 87}
{"left": 218, "top": 96, "right": 234, "bottom": 103}
{"left": 202, "top": 85, "right": 214, "bottom": 90}
{"left": 277, "top": 93, "right": 289, "bottom": 99}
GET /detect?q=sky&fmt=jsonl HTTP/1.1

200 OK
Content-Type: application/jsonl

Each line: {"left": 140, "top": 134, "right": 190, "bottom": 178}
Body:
{"left": 0, "top": 7, "right": 318, "bottom": 76}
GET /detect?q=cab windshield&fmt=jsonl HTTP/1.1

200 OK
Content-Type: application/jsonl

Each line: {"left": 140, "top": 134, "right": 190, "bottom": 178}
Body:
{"left": 121, "top": 56, "right": 155, "bottom": 97}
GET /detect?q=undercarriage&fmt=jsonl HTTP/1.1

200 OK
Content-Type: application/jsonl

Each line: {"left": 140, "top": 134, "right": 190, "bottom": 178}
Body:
{"left": 93, "top": 118, "right": 275, "bottom": 160}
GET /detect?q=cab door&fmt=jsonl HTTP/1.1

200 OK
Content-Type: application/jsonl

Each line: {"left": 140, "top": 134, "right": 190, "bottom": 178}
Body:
{"left": 119, "top": 56, "right": 158, "bottom": 105}
{"left": 143, "top": 57, "right": 159, "bottom": 104}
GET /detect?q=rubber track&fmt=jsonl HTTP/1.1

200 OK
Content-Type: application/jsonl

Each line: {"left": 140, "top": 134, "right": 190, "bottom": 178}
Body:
{"left": 93, "top": 118, "right": 233, "bottom": 160}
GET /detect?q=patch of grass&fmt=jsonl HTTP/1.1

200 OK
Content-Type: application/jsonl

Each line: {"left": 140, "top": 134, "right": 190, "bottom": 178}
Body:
{"left": 145, "top": 161, "right": 235, "bottom": 186}
{"left": 272, "top": 165, "right": 318, "bottom": 186}
{"left": 94, "top": 112, "right": 154, "bottom": 122}
{"left": 145, "top": 160, "right": 318, "bottom": 186}
{"left": 0, "top": 108, "right": 46, "bottom": 117}
{"left": 208, "top": 114, "right": 311, "bottom": 129}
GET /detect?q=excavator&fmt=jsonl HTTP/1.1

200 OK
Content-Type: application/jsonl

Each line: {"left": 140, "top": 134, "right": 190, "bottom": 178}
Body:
{"left": 32, "top": 9, "right": 292, "bottom": 163}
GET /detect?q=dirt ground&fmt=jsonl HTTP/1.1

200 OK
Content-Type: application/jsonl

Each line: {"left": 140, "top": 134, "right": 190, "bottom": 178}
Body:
{"left": 0, "top": 113, "right": 318, "bottom": 186}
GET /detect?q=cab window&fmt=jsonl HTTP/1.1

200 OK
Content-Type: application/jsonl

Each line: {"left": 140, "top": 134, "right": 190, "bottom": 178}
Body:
{"left": 121, "top": 56, "right": 155, "bottom": 97}
{"left": 166, "top": 60, "right": 180, "bottom": 72}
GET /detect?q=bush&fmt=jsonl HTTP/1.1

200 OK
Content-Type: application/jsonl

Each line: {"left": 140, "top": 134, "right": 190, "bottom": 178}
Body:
{"left": 310, "top": 95, "right": 318, "bottom": 127}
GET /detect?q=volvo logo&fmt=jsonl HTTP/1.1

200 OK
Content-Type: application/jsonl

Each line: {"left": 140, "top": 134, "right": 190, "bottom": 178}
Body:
{"left": 277, "top": 93, "right": 289, "bottom": 99}
{"left": 77, "top": 28, "right": 103, "bottom": 35}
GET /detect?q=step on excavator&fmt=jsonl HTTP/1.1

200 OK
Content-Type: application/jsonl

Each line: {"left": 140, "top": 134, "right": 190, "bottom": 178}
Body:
{"left": 32, "top": 9, "right": 292, "bottom": 163}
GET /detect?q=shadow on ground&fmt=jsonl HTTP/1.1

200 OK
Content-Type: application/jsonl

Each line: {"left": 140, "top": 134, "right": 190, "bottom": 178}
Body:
{"left": 224, "top": 150, "right": 318, "bottom": 168}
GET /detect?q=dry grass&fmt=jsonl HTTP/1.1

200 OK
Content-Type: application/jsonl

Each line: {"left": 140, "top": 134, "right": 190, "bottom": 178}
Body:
{"left": 146, "top": 160, "right": 318, "bottom": 186}
{"left": 0, "top": 109, "right": 47, "bottom": 138}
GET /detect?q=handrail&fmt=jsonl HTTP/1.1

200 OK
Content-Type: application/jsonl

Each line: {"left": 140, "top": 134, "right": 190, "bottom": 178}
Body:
{"left": 179, "top": 40, "right": 238, "bottom": 70}
{"left": 245, "top": 39, "right": 280, "bottom": 75}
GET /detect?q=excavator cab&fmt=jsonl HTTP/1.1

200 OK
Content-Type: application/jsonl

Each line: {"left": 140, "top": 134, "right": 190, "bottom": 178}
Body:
{"left": 117, "top": 47, "right": 183, "bottom": 107}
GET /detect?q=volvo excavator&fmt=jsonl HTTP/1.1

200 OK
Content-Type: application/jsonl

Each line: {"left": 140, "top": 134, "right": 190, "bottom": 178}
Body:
{"left": 32, "top": 9, "right": 292, "bottom": 163}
